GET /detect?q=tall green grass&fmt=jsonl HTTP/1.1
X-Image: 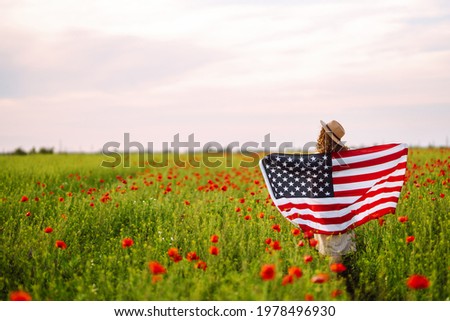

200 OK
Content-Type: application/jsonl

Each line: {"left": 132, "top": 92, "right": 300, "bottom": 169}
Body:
{"left": 0, "top": 149, "right": 448, "bottom": 300}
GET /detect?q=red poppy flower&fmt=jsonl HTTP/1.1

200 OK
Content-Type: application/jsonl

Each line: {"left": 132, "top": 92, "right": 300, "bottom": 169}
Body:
{"left": 304, "top": 255, "right": 313, "bottom": 263}
{"left": 44, "top": 227, "right": 53, "bottom": 233}
{"left": 297, "top": 240, "right": 304, "bottom": 247}
{"left": 272, "top": 224, "right": 281, "bottom": 232}
{"left": 288, "top": 266, "right": 302, "bottom": 278}
{"left": 406, "top": 274, "right": 430, "bottom": 289}
{"left": 309, "top": 238, "right": 318, "bottom": 247}
{"left": 439, "top": 193, "right": 445, "bottom": 198}
{"left": 303, "top": 230, "right": 314, "bottom": 239}
{"left": 406, "top": 236, "right": 415, "bottom": 243}
{"left": 122, "top": 238, "right": 134, "bottom": 248}
{"left": 195, "top": 260, "right": 207, "bottom": 271}
{"left": 311, "top": 273, "right": 329, "bottom": 283}
{"left": 209, "top": 246, "right": 219, "bottom": 256}
{"left": 258, "top": 212, "right": 264, "bottom": 219}
{"left": 167, "top": 247, "right": 183, "bottom": 263}
{"left": 10, "top": 290, "right": 32, "bottom": 301}
{"left": 167, "top": 247, "right": 179, "bottom": 257}
{"left": 20, "top": 196, "right": 29, "bottom": 202}
{"left": 148, "top": 261, "right": 166, "bottom": 275}
{"left": 99, "top": 193, "right": 111, "bottom": 203}
{"left": 59, "top": 197, "right": 64, "bottom": 202}
{"left": 330, "top": 263, "right": 347, "bottom": 273}
{"left": 244, "top": 215, "right": 251, "bottom": 220}
{"left": 281, "top": 274, "right": 294, "bottom": 286}
{"left": 260, "top": 264, "right": 276, "bottom": 281}
{"left": 172, "top": 254, "right": 183, "bottom": 262}
{"left": 331, "top": 289, "right": 343, "bottom": 298}
{"left": 209, "top": 235, "right": 218, "bottom": 244}
{"left": 271, "top": 240, "right": 282, "bottom": 251}
{"left": 184, "top": 200, "right": 190, "bottom": 205}
{"left": 235, "top": 207, "right": 241, "bottom": 213}
{"left": 398, "top": 216, "right": 408, "bottom": 223}
{"left": 291, "top": 228, "right": 301, "bottom": 236}
{"left": 26, "top": 211, "right": 31, "bottom": 217}
{"left": 239, "top": 198, "right": 245, "bottom": 204}
{"left": 186, "top": 251, "right": 200, "bottom": 261}
{"left": 55, "top": 240, "right": 67, "bottom": 249}
{"left": 265, "top": 238, "right": 272, "bottom": 245}
{"left": 304, "top": 294, "right": 314, "bottom": 301}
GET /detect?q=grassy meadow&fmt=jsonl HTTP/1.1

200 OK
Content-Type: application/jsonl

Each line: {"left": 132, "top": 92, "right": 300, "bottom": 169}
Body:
{"left": 0, "top": 148, "right": 449, "bottom": 301}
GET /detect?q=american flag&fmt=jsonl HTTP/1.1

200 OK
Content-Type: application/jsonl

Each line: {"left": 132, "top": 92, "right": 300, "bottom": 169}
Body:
{"left": 259, "top": 143, "right": 408, "bottom": 234}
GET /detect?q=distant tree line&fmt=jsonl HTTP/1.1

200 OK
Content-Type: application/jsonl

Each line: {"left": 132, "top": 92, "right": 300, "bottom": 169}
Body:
{"left": 9, "top": 147, "right": 54, "bottom": 155}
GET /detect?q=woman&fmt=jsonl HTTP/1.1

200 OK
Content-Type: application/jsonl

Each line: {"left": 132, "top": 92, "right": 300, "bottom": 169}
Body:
{"left": 314, "top": 120, "right": 356, "bottom": 264}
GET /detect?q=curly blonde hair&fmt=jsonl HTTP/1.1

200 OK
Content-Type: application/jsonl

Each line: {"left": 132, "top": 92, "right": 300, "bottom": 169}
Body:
{"left": 316, "top": 128, "right": 348, "bottom": 153}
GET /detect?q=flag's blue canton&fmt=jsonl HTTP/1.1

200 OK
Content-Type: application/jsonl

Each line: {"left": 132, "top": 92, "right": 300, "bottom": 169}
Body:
{"left": 261, "top": 153, "right": 334, "bottom": 199}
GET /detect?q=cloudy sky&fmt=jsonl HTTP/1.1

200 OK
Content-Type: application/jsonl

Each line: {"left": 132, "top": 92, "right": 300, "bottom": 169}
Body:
{"left": 1, "top": 0, "right": 449, "bottom": 152}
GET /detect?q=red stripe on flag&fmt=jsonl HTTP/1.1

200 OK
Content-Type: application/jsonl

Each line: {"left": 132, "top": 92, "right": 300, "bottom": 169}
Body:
{"left": 333, "top": 188, "right": 369, "bottom": 197}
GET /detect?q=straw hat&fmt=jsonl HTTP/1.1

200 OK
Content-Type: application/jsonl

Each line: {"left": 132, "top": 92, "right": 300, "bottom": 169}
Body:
{"left": 320, "top": 120, "right": 345, "bottom": 146}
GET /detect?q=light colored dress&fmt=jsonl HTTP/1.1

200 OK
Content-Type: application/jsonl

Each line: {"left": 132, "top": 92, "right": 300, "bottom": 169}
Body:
{"left": 314, "top": 231, "right": 356, "bottom": 263}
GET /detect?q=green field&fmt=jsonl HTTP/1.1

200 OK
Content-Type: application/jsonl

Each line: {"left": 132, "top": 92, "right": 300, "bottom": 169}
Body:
{"left": 1, "top": 148, "right": 449, "bottom": 300}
